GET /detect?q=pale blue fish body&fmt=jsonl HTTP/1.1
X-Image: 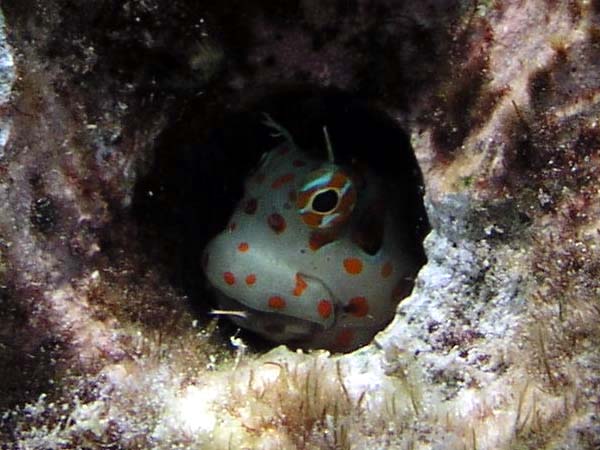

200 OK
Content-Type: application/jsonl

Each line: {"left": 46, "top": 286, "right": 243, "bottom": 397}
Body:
{"left": 203, "top": 133, "right": 416, "bottom": 352}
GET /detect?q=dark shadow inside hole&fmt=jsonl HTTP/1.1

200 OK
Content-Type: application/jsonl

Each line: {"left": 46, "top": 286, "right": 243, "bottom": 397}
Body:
{"left": 132, "top": 85, "right": 429, "bottom": 351}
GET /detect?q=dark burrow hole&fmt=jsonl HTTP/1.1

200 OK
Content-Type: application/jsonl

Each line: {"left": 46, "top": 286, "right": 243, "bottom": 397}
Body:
{"left": 132, "top": 85, "right": 429, "bottom": 352}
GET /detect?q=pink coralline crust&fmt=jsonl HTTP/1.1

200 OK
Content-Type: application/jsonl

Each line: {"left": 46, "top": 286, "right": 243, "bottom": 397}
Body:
{"left": 0, "top": 56, "right": 165, "bottom": 364}
{"left": 221, "top": 0, "right": 463, "bottom": 110}
{"left": 0, "top": 1, "right": 188, "bottom": 415}
{"left": 247, "top": 16, "right": 354, "bottom": 89}
{"left": 404, "top": 3, "right": 600, "bottom": 447}
{"left": 413, "top": 1, "right": 600, "bottom": 210}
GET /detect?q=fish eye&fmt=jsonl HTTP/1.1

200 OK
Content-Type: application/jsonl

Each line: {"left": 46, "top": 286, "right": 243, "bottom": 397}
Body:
{"left": 311, "top": 189, "right": 339, "bottom": 214}
{"left": 296, "top": 167, "right": 357, "bottom": 229}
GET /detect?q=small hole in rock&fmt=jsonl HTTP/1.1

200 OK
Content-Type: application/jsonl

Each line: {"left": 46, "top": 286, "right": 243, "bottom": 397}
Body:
{"left": 133, "top": 86, "right": 429, "bottom": 353}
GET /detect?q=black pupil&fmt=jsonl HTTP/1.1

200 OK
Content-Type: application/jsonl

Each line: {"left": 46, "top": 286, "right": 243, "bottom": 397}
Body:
{"left": 312, "top": 189, "right": 339, "bottom": 213}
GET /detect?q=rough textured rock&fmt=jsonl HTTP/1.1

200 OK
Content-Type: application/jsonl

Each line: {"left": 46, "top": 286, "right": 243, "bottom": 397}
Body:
{"left": 0, "top": 11, "right": 14, "bottom": 157}
{"left": 0, "top": 1, "right": 599, "bottom": 449}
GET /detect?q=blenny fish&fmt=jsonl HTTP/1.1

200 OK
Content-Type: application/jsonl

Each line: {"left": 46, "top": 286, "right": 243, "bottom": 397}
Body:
{"left": 202, "top": 116, "right": 417, "bottom": 352}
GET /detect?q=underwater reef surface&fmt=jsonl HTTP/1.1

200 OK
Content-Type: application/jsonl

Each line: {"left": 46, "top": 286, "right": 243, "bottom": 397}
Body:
{"left": 0, "top": 0, "right": 599, "bottom": 449}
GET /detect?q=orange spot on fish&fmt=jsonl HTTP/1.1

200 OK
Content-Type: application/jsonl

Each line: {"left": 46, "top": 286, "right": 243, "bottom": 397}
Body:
{"left": 343, "top": 257, "right": 363, "bottom": 275}
{"left": 268, "top": 295, "right": 286, "bottom": 310}
{"left": 381, "top": 261, "right": 393, "bottom": 278}
{"left": 237, "top": 242, "right": 249, "bottom": 252}
{"left": 223, "top": 272, "right": 235, "bottom": 285}
{"left": 345, "top": 297, "right": 369, "bottom": 317}
{"left": 293, "top": 273, "right": 308, "bottom": 296}
{"left": 335, "top": 329, "right": 354, "bottom": 348}
{"left": 244, "top": 198, "right": 258, "bottom": 214}
{"left": 268, "top": 213, "right": 286, "bottom": 234}
{"left": 317, "top": 299, "right": 332, "bottom": 318}
{"left": 245, "top": 273, "right": 257, "bottom": 285}
{"left": 272, "top": 173, "right": 295, "bottom": 189}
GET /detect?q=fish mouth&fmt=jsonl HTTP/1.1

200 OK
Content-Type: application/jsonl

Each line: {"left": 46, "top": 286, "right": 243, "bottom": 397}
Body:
{"left": 212, "top": 292, "right": 322, "bottom": 343}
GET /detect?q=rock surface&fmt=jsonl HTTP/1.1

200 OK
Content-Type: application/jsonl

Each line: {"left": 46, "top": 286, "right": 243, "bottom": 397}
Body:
{"left": 0, "top": 10, "right": 14, "bottom": 158}
{"left": 0, "top": 1, "right": 599, "bottom": 449}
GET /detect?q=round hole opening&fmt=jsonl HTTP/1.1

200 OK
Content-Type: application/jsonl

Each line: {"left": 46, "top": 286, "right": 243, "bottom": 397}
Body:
{"left": 132, "top": 86, "right": 429, "bottom": 353}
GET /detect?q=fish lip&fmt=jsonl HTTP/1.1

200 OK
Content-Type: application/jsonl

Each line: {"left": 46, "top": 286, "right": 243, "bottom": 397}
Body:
{"left": 211, "top": 290, "right": 324, "bottom": 341}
